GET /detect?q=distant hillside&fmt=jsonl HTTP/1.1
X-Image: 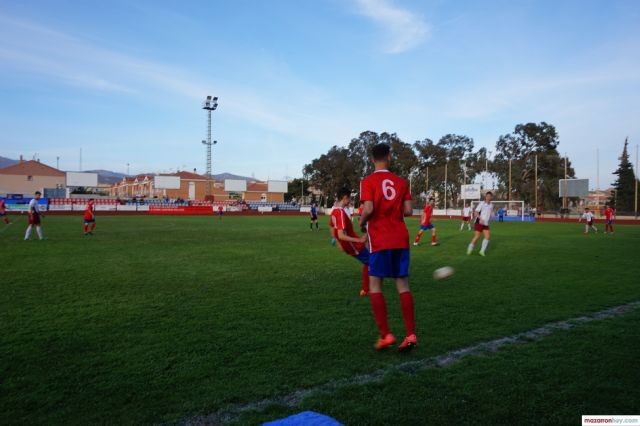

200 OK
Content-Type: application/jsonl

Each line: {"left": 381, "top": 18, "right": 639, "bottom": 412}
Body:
{"left": 0, "top": 159, "right": 257, "bottom": 184}
{"left": 213, "top": 172, "right": 257, "bottom": 181}
{"left": 85, "top": 170, "right": 128, "bottom": 185}
{"left": 0, "top": 156, "right": 18, "bottom": 169}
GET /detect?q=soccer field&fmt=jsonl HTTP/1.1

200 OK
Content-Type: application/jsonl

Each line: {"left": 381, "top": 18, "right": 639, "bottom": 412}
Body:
{"left": 2, "top": 215, "right": 640, "bottom": 425}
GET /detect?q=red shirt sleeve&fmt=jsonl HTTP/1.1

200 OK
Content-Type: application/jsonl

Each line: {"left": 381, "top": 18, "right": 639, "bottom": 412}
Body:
{"left": 360, "top": 178, "right": 373, "bottom": 202}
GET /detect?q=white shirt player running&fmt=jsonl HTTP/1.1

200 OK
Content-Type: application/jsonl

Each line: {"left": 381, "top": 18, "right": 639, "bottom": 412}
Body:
{"left": 582, "top": 212, "right": 594, "bottom": 223}
{"left": 463, "top": 207, "right": 471, "bottom": 217}
{"left": 28, "top": 198, "right": 40, "bottom": 214}
{"left": 475, "top": 201, "right": 493, "bottom": 225}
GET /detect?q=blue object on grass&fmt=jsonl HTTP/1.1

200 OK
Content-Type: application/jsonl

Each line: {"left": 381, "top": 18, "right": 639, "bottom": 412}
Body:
{"left": 263, "top": 411, "right": 343, "bottom": 426}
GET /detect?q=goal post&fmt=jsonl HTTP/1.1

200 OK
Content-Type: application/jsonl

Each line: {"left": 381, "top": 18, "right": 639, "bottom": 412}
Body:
{"left": 469, "top": 200, "right": 529, "bottom": 221}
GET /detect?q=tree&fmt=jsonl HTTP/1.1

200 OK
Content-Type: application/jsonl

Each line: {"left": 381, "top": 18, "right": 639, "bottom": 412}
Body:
{"left": 304, "top": 131, "right": 418, "bottom": 206}
{"left": 347, "top": 131, "right": 417, "bottom": 179}
{"left": 303, "top": 146, "right": 354, "bottom": 207}
{"left": 610, "top": 138, "right": 636, "bottom": 212}
{"left": 284, "top": 178, "right": 309, "bottom": 203}
{"left": 413, "top": 134, "right": 478, "bottom": 207}
{"left": 493, "top": 122, "right": 574, "bottom": 209}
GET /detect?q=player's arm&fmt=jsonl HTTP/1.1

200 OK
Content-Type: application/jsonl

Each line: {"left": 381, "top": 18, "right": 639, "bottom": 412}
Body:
{"left": 359, "top": 200, "right": 374, "bottom": 232}
{"left": 404, "top": 200, "right": 413, "bottom": 217}
{"left": 337, "top": 229, "right": 367, "bottom": 243}
{"left": 474, "top": 205, "right": 482, "bottom": 224}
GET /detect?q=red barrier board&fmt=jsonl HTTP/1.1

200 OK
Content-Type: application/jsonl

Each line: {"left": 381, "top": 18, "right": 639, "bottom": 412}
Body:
{"left": 148, "top": 206, "right": 213, "bottom": 215}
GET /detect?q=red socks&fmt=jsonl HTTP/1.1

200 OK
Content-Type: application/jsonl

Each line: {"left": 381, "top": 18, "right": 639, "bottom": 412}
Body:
{"left": 369, "top": 292, "right": 390, "bottom": 337}
{"left": 431, "top": 235, "right": 437, "bottom": 243}
{"left": 361, "top": 265, "right": 369, "bottom": 293}
{"left": 414, "top": 233, "right": 422, "bottom": 243}
{"left": 90, "top": 223, "right": 96, "bottom": 231}
{"left": 399, "top": 291, "right": 415, "bottom": 336}
{"left": 83, "top": 224, "right": 88, "bottom": 233}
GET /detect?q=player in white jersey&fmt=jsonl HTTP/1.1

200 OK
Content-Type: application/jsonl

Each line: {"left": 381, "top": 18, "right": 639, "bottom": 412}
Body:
{"left": 24, "top": 191, "right": 44, "bottom": 241}
{"left": 467, "top": 192, "right": 493, "bottom": 256}
{"left": 460, "top": 204, "right": 472, "bottom": 231}
{"left": 579, "top": 207, "right": 598, "bottom": 234}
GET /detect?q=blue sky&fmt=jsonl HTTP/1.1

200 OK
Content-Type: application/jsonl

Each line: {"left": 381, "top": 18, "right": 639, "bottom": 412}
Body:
{"left": 0, "top": 0, "right": 638, "bottom": 187}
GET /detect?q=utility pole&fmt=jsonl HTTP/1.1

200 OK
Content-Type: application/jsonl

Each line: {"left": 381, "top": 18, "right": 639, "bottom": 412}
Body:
{"left": 596, "top": 148, "right": 600, "bottom": 210}
{"left": 534, "top": 154, "right": 538, "bottom": 212}
{"left": 202, "top": 96, "right": 219, "bottom": 198}
{"left": 564, "top": 154, "right": 568, "bottom": 209}
{"left": 508, "top": 158, "right": 512, "bottom": 201}
{"left": 635, "top": 144, "right": 638, "bottom": 218}
{"left": 444, "top": 162, "right": 448, "bottom": 213}
{"left": 426, "top": 166, "right": 429, "bottom": 193}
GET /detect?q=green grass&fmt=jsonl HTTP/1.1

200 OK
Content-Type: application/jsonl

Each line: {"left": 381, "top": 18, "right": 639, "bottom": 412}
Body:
{"left": 1, "top": 215, "right": 639, "bottom": 425}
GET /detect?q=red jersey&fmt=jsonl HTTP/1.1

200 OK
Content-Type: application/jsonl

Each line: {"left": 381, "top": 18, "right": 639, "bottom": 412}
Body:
{"left": 360, "top": 169, "right": 411, "bottom": 252}
{"left": 604, "top": 207, "right": 614, "bottom": 220}
{"left": 421, "top": 204, "right": 433, "bottom": 225}
{"left": 331, "top": 207, "right": 364, "bottom": 255}
{"left": 84, "top": 202, "right": 94, "bottom": 220}
{"left": 0, "top": 200, "right": 5, "bottom": 214}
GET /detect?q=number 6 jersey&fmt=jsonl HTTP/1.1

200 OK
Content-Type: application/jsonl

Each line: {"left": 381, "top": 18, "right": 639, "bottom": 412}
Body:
{"left": 360, "top": 169, "right": 412, "bottom": 252}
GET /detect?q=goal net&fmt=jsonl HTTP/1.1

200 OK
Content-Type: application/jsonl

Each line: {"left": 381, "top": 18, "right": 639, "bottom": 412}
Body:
{"left": 469, "top": 200, "right": 529, "bottom": 222}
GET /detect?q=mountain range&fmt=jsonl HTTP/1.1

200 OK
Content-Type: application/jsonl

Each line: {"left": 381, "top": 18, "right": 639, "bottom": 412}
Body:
{"left": 0, "top": 156, "right": 258, "bottom": 184}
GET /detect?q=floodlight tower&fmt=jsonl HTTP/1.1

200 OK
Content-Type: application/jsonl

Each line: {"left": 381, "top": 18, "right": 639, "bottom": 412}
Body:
{"left": 202, "top": 96, "right": 219, "bottom": 197}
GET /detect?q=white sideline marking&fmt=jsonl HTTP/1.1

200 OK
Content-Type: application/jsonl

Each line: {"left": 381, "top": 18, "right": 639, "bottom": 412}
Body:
{"left": 182, "top": 301, "right": 640, "bottom": 425}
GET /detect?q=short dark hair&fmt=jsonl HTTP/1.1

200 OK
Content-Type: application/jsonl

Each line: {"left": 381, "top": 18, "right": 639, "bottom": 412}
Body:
{"left": 485, "top": 191, "right": 493, "bottom": 196}
{"left": 337, "top": 187, "right": 351, "bottom": 200}
{"left": 35, "top": 191, "right": 41, "bottom": 195}
{"left": 89, "top": 198, "right": 95, "bottom": 202}
{"left": 428, "top": 197, "right": 435, "bottom": 202}
{"left": 371, "top": 143, "right": 391, "bottom": 161}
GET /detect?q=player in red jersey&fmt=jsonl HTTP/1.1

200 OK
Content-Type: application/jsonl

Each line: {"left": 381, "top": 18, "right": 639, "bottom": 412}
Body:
{"left": 83, "top": 198, "right": 96, "bottom": 235}
{"left": 217, "top": 205, "right": 224, "bottom": 220}
{"left": 0, "top": 198, "right": 11, "bottom": 225}
{"left": 604, "top": 204, "right": 615, "bottom": 235}
{"left": 330, "top": 188, "right": 369, "bottom": 297}
{"left": 359, "top": 143, "right": 416, "bottom": 352}
{"left": 413, "top": 197, "right": 439, "bottom": 246}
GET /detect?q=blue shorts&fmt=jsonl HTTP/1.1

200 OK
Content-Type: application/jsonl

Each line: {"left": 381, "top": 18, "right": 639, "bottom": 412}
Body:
{"left": 353, "top": 247, "right": 369, "bottom": 265}
{"left": 606, "top": 219, "right": 613, "bottom": 225}
{"left": 419, "top": 224, "right": 434, "bottom": 231}
{"left": 369, "top": 249, "right": 410, "bottom": 278}
{"left": 84, "top": 219, "right": 95, "bottom": 224}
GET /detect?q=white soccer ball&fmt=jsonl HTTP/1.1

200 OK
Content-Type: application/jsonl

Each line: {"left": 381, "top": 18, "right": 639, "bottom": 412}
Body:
{"left": 433, "top": 266, "right": 454, "bottom": 281}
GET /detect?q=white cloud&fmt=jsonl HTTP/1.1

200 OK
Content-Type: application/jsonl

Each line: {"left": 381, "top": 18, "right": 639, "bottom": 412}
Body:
{"left": 0, "top": 13, "right": 365, "bottom": 149}
{"left": 352, "top": 0, "right": 429, "bottom": 53}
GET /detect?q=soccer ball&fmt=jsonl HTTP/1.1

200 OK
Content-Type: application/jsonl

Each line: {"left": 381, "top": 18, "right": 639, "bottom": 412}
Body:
{"left": 433, "top": 266, "right": 454, "bottom": 281}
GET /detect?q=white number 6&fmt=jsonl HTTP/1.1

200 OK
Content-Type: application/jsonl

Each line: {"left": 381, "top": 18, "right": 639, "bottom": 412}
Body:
{"left": 382, "top": 179, "right": 396, "bottom": 200}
